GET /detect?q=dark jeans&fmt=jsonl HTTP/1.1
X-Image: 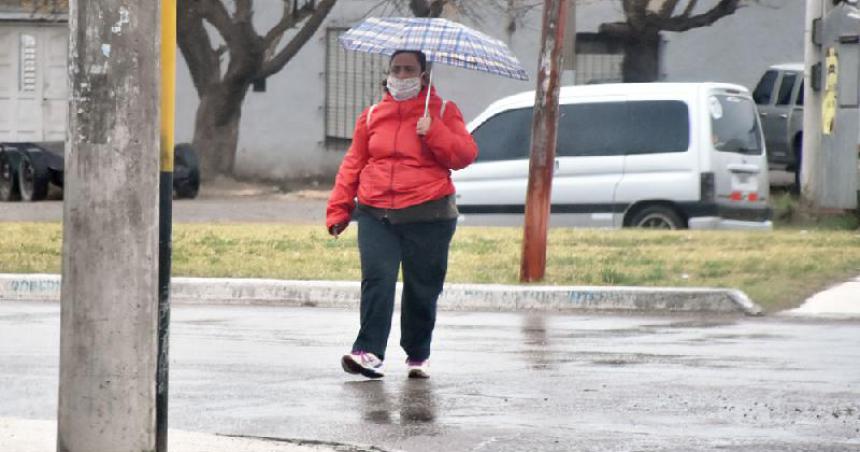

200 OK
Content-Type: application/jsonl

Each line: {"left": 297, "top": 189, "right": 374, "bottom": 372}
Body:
{"left": 352, "top": 211, "right": 457, "bottom": 362}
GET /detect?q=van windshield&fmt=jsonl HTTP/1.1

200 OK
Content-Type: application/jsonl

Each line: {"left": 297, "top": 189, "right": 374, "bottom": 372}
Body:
{"left": 710, "top": 95, "right": 763, "bottom": 155}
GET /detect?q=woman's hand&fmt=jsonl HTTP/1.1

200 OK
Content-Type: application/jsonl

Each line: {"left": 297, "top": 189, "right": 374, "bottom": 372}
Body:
{"left": 417, "top": 116, "right": 432, "bottom": 136}
{"left": 328, "top": 223, "right": 348, "bottom": 237}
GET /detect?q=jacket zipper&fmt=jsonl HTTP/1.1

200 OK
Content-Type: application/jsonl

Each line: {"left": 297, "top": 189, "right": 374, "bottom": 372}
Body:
{"left": 388, "top": 102, "right": 402, "bottom": 213}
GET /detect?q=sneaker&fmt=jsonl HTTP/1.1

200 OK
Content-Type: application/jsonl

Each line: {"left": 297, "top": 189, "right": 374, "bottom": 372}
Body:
{"left": 406, "top": 358, "right": 430, "bottom": 379}
{"left": 341, "top": 351, "right": 385, "bottom": 379}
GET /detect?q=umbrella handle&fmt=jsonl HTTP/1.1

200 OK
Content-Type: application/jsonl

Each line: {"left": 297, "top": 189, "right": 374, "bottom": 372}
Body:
{"left": 424, "top": 68, "right": 433, "bottom": 118}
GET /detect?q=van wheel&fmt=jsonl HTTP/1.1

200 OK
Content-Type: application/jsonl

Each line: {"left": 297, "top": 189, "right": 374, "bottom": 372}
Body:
{"left": 792, "top": 140, "right": 802, "bottom": 195}
{"left": 18, "top": 151, "right": 50, "bottom": 202}
{"left": 0, "top": 150, "right": 21, "bottom": 202}
{"left": 630, "top": 206, "right": 685, "bottom": 229}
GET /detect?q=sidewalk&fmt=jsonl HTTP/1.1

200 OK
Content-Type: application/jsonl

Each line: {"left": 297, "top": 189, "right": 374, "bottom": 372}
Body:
{"left": 0, "top": 417, "right": 379, "bottom": 452}
{"left": 783, "top": 275, "right": 860, "bottom": 318}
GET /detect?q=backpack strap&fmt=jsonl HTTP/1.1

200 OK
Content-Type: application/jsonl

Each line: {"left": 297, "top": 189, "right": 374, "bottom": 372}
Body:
{"left": 366, "top": 103, "right": 378, "bottom": 129}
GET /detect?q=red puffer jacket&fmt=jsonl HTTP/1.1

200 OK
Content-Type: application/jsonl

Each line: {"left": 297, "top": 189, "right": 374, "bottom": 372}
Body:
{"left": 326, "top": 87, "right": 478, "bottom": 230}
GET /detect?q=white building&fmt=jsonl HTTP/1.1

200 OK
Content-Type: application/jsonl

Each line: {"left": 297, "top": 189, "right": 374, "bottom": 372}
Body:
{"left": 0, "top": 0, "right": 803, "bottom": 182}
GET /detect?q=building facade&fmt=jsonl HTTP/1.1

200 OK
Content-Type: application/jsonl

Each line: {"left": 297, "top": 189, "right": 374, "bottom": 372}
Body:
{"left": 0, "top": 0, "right": 804, "bottom": 182}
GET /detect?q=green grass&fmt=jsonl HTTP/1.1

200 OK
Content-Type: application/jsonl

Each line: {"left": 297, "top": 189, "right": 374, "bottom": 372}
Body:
{"left": 2, "top": 222, "right": 859, "bottom": 312}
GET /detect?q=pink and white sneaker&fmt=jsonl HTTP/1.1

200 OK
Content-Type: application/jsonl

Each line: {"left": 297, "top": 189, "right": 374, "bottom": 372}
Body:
{"left": 406, "top": 358, "right": 430, "bottom": 379}
{"left": 341, "top": 351, "right": 385, "bottom": 379}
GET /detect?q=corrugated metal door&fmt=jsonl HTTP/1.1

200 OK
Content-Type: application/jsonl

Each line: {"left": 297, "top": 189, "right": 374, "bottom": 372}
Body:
{"left": 0, "top": 24, "right": 68, "bottom": 143}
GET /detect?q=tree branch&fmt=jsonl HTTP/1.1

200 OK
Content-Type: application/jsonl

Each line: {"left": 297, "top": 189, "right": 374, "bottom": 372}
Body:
{"left": 198, "top": 0, "right": 237, "bottom": 43}
{"left": 658, "top": 0, "right": 683, "bottom": 18}
{"left": 259, "top": 0, "right": 338, "bottom": 78}
{"left": 263, "top": 1, "right": 301, "bottom": 58}
{"left": 177, "top": 0, "right": 222, "bottom": 94}
{"left": 656, "top": 0, "right": 742, "bottom": 32}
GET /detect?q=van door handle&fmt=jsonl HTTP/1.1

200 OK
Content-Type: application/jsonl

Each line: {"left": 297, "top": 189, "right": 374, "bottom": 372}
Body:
{"left": 727, "top": 163, "right": 760, "bottom": 174}
{"left": 555, "top": 159, "right": 560, "bottom": 170}
{"left": 779, "top": 114, "right": 788, "bottom": 119}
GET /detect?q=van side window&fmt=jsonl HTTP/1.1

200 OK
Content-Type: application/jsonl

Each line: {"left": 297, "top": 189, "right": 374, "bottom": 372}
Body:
{"left": 556, "top": 101, "right": 689, "bottom": 157}
{"left": 471, "top": 107, "right": 532, "bottom": 162}
{"left": 796, "top": 80, "right": 804, "bottom": 106}
{"left": 626, "top": 101, "right": 690, "bottom": 154}
{"left": 557, "top": 102, "right": 628, "bottom": 157}
{"left": 776, "top": 73, "right": 797, "bottom": 106}
{"left": 753, "top": 70, "right": 778, "bottom": 105}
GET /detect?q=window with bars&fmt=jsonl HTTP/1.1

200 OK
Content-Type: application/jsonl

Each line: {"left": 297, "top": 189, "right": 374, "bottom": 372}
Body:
{"left": 325, "top": 27, "right": 387, "bottom": 146}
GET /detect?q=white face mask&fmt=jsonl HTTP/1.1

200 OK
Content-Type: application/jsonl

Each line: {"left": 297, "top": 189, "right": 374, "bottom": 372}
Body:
{"left": 387, "top": 75, "right": 422, "bottom": 101}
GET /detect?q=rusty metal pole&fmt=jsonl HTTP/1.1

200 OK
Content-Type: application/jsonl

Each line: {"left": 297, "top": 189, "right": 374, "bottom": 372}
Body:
{"left": 520, "top": 0, "right": 569, "bottom": 282}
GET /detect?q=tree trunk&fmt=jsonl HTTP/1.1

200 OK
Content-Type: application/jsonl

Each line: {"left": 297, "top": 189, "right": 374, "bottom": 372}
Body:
{"left": 622, "top": 30, "right": 660, "bottom": 83}
{"left": 193, "top": 87, "right": 245, "bottom": 180}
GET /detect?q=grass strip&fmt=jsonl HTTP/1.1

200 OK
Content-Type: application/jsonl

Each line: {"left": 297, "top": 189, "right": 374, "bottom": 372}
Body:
{"left": 2, "top": 222, "right": 858, "bottom": 312}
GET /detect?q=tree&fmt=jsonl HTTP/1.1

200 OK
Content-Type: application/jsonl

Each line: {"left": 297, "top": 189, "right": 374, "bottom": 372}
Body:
{"left": 177, "top": 0, "right": 338, "bottom": 179}
{"left": 599, "top": 0, "right": 744, "bottom": 82}
{"left": 405, "top": 1, "right": 754, "bottom": 83}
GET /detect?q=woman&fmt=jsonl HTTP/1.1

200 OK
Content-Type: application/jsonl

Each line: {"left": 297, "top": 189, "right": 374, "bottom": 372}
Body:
{"left": 326, "top": 50, "right": 478, "bottom": 379}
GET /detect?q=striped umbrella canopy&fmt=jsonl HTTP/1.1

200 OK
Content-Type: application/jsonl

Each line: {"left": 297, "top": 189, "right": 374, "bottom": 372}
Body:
{"left": 339, "top": 17, "right": 529, "bottom": 81}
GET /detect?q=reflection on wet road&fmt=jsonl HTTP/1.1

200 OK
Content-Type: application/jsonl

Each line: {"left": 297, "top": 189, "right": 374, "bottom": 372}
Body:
{"left": 1, "top": 302, "right": 858, "bottom": 451}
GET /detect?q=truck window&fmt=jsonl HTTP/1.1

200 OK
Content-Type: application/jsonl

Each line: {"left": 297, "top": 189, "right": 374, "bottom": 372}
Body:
{"left": 710, "top": 95, "right": 763, "bottom": 155}
{"left": 753, "top": 70, "right": 778, "bottom": 105}
{"left": 776, "top": 73, "right": 798, "bottom": 106}
{"left": 471, "top": 107, "right": 532, "bottom": 162}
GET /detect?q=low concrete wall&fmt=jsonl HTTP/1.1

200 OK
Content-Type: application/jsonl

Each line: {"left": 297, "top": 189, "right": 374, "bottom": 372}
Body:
{"left": 0, "top": 274, "right": 763, "bottom": 315}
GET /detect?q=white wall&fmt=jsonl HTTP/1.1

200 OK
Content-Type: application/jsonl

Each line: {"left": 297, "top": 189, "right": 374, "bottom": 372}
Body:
{"left": 172, "top": 0, "right": 804, "bottom": 182}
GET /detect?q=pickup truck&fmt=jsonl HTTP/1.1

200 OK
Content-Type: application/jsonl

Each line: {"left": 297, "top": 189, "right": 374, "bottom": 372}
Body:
{"left": 752, "top": 63, "right": 804, "bottom": 187}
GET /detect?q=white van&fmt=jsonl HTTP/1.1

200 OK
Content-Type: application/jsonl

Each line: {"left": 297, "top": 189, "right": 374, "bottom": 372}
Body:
{"left": 452, "top": 83, "right": 773, "bottom": 230}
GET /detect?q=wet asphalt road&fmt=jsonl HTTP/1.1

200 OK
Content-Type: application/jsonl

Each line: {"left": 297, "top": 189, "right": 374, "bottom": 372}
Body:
{"left": 1, "top": 301, "right": 859, "bottom": 452}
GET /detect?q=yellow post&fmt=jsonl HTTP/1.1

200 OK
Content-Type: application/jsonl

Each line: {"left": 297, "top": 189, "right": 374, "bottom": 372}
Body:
{"left": 157, "top": 1, "right": 176, "bottom": 451}
{"left": 161, "top": 0, "right": 176, "bottom": 170}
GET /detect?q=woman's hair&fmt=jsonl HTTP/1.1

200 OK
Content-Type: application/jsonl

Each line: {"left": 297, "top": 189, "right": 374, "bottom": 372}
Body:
{"left": 390, "top": 50, "right": 427, "bottom": 73}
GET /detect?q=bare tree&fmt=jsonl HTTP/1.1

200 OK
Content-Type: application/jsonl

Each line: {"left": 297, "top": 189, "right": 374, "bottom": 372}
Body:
{"left": 177, "top": 0, "right": 338, "bottom": 179}
{"left": 600, "top": 0, "right": 744, "bottom": 82}
{"left": 405, "top": 1, "right": 754, "bottom": 83}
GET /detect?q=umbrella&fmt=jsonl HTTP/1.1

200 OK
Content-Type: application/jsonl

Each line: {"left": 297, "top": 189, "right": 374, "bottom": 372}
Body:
{"left": 339, "top": 16, "right": 529, "bottom": 115}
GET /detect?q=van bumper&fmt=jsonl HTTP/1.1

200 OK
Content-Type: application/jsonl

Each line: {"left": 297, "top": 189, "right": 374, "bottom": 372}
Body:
{"left": 688, "top": 217, "right": 773, "bottom": 230}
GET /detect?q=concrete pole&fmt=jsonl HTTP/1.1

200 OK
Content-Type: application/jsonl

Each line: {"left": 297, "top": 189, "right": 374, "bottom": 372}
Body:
{"left": 520, "top": 0, "right": 568, "bottom": 282}
{"left": 802, "top": 0, "right": 826, "bottom": 204}
{"left": 58, "top": 1, "right": 161, "bottom": 451}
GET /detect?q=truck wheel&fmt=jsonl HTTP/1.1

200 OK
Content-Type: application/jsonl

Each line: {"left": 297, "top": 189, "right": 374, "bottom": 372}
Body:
{"left": 630, "top": 205, "right": 685, "bottom": 229}
{"left": 173, "top": 143, "right": 200, "bottom": 199}
{"left": 18, "top": 151, "right": 50, "bottom": 202}
{"left": 0, "top": 150, "right": 21, "bottom": 201}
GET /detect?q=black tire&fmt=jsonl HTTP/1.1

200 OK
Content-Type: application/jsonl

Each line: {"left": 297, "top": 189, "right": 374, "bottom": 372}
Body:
{"left": 173, "top": 143, "right": 200, "bottom": 199}
{"left": 0, "top": 150, "right": 21, "bottom": 202}
{"left": 792, "top": 138, "right": 803, "bottom": 195}
{"left": 18, "top": 151, "right": 50, "bottom": 202}
{"left": 630, "top": 205, "right": 685, "bottom": 229}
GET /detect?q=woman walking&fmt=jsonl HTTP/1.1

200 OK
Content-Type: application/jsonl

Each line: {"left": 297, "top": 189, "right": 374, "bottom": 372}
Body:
{"left": 326, "top": 50, "right": 478, "bottom": 379}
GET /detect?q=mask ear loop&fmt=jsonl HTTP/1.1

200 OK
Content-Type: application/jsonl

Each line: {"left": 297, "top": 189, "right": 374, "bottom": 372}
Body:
{"left": 423, "top": 67, "right": 434, "bottom": 118}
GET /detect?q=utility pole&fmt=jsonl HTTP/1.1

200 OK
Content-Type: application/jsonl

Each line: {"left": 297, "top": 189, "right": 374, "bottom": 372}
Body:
{"left": 520, "top": 0, "right": 569, "bottom": 282}
{"left": 803, "top": 0, "right": 860, "bottom": 210}
{"left": 157, "top": 1, "right": 176, "bottom": 451}
{"left": 58, "top": 2, "right": 161, "bottom": 451}
{"left": 802, "top": 0, "right": 828, "bottom": 204}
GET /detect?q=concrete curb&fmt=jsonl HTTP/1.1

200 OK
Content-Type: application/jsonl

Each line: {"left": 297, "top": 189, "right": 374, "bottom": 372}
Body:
{"left": 0, "top": 273, "right": 763, "bottom": 315}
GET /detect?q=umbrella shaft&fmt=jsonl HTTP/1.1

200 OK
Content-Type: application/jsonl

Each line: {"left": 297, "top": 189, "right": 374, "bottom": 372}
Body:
{"left": 424, "top": 69, "right": 434, "bottom": 117}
